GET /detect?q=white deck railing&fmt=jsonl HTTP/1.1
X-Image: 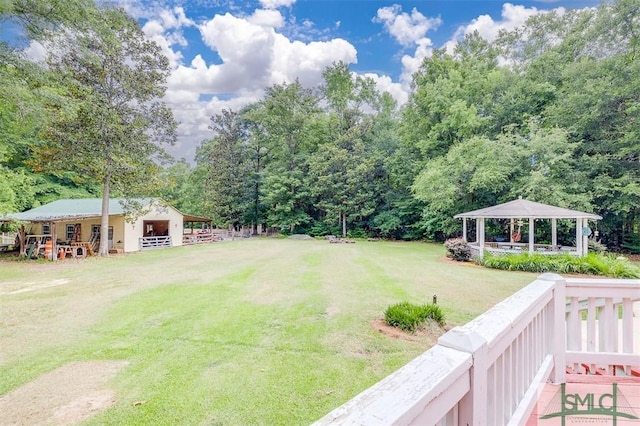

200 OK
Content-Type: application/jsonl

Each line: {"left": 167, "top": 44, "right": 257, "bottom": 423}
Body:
{"left": 314, "top": 274, "right": 640, "bottom": 426}
{"left": 565, "top": 278, "right": 640, "bottom": 375}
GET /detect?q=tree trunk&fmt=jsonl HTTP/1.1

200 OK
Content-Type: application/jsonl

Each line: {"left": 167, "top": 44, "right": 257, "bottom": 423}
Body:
{"left": 341, "top": 211, "right": 347, "bottom": 238}
{"left": 99, "top": 174, "right": 110, "bottom": 256}
{"left": 18, "top": 225, "right": 26, "bottom": 257}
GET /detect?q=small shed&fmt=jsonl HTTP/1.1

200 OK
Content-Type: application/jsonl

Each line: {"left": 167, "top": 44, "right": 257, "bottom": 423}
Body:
{"left": 454, "top": 197, "right": 602, "bottom": 258}
{"left": 3, "top": 198, "right": 186, "bottom": 254}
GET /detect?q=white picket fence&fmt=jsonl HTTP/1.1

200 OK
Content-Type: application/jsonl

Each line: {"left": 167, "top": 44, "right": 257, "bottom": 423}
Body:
{"left": 314, "top": 274, "right": 640, "bottom": 425}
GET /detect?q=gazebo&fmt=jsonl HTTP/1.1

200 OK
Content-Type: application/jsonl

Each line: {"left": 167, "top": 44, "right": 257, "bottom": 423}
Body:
{"left": 454, "top": 197, "right": 602, "bottom": 258}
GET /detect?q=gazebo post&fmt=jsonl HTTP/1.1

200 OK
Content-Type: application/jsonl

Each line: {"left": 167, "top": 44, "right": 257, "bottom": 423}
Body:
{"left": 475, "top": 218, "right": 479, "bottom": 244}
{"left": 575, "top": 218, "right": 583, "bottom": 255}
{"left": 478, "top": 218, "right": 485, "bottom": 258}
{"left": 509, "top": 219, "right": 514, "bottom": 243}
{"left": 462, "top": 219, "right": 467, "bottom": 242}
{"left": 528, "top": 219, "right": 535, "bottom": 254}
{"left": 582, "top": 220, "right": 589, "bottom": 256}
{"left": 551, "top": 219, "right": 557, "bottom": 251}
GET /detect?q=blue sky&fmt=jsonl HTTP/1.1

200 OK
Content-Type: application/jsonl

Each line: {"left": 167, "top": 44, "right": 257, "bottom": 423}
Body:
{"left": 26, "top": 0, "right": 602, "bottom": 161}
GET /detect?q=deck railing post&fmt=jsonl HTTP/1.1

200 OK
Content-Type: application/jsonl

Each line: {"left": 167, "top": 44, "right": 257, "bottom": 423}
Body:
{"left": 538, "top": 273, "right": 566, "bottom": 384}
{"left": 438, "top": 329, "right": 488, "bottom": 425}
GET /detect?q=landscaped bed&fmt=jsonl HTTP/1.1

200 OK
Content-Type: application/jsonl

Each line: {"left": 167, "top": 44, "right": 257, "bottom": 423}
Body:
{"left": 0, "top": 239, "right": 548, "bottom": 424}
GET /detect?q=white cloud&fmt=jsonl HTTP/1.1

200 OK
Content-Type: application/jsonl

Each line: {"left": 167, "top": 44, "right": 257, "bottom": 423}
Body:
{"left": 22, "top": 40, "right": 47, "bottom": 62}
{"left": 374, "top": 4, "right": 442, "bottom": 47}
{"left": 166, "top": 91, "right": 263, "bottom": 162}
{"left": 248, "top": 9, "right": 285, "bottom": 28}
{"left": 464, "top": 3, "right": 545, "bottom": 41}
{"left": 443, "top": 3, "right": 566, "bottom": 54}
{"left": 363, "top": 73, "right": 408, "bottom": 106}
{"left": 399, "top": 37, "right": 435, "bottom": 85}
{"left": 163, "top": 11, "right": 357, "bottom": 162}
{"left": 397, "top": 3, "right": 565, "bottom": 87}
{"left": 259, "top": 0, "right": 296, "bottom": 10}
{"left": 141, "top": 7, "right": 195, "bottom": 67}
{"left": 171, "top": 12, "right": 357, "bottom": 95}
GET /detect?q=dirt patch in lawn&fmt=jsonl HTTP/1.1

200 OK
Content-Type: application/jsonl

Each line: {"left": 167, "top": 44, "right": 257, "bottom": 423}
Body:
{"left": 438, "top": 256, "right": 484, "bottom": 267}
{"left": 371, "top": 318, "right": 448, "bottom": 347}
{"left": 0, "top": 360, "right": 128, "bottom": 426}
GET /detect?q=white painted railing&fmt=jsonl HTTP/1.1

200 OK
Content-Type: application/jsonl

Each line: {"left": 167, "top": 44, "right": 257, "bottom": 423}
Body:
{"left": 1, "top": 232, "right": 17, "bottom": 244}
{"left": 139, "top": 236, "right": 172, "bottom": 250}
{"left": 314, "top": 274, "right": 640, "bottom": 426}
{"left": 565, "top": 278, "right": 640, "bottom": 375}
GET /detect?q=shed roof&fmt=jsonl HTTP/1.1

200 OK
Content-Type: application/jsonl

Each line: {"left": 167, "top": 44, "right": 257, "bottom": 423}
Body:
{"left": 183, "top": 214, "right": 212, "bottom": 223}
{"left": 3, "top": 198, "right": 157, "bottom": 222}
{"left": 454, "top": 198, "right": 601, "bottom": 220}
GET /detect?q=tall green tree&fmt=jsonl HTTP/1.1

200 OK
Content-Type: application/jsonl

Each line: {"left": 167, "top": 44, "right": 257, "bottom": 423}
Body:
{"left": 197, "top": 109, "right": 253, "bottom": 229}
{"left": 309, "top": 62, "right": 379, "bottom": 237}
{"left": 0, "top": 0, "right": 103, "bottom": 214}
{"left": 244, "top": 81, "right": 321, "bottom": 233}
{"left": 35, "top": 6, "right": 176, "bottom": 255}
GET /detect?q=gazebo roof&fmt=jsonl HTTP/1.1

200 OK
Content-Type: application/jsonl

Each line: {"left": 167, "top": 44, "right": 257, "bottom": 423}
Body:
{"left": 454, "top": 198, "right": 602, "bottom": 220}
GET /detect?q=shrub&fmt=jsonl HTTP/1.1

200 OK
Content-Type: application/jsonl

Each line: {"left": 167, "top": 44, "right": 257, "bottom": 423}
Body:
{"left": 384, "top": 301, "right": 445, "bottom": 332}
{"left": 444, "top": 238, "right": 471, "bottom": 261}
{"left": 588, "top": 239, "right": 607, "bottom": 253}
{"left": 476, "top": 252, "right": 639, "bottom": 278}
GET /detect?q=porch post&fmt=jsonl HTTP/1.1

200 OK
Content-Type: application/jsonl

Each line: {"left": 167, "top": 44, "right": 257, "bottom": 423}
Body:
{"left": 551, "top": 218, "right": 557, "bottom": 250}
{"left": 52, "top": 222, "right": 57, "bottom": 262}
{"left": 528, "top": 219, "right": 535, "bottom": 254}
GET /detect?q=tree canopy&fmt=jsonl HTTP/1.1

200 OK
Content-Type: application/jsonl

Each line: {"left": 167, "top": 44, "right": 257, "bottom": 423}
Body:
{"left": 3, "top": 0, "right": 638, "bottom": 253}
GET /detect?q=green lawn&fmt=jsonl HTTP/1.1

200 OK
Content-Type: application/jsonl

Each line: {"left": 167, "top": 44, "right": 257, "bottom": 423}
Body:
{"left": 0, "top": 239, "right": 537, "bottom": 425}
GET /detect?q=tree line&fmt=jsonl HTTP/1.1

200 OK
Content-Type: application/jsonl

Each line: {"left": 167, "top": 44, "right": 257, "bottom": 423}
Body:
{"left": 1, "top": 0, "right": 638, "bottom": 252}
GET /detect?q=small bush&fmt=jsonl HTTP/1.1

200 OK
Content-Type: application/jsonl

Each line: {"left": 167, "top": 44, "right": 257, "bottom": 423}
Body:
{"left": 444, "top": 238, "right": 471, "bottom": 261}
{"left": 588, "top": 240, "right": 607, "bottom": 253}
{"left": 384, "top": 301, "right": 445, "bottom": 332}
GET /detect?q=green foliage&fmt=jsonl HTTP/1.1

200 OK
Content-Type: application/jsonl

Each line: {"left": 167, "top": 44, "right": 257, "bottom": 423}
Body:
{"left": 384, "top": 302, "right": 445, "bottom": 332}
{"left": 3, "top": 0, "right": 639, "bottom": 250}
{"left": 588, "top": 239, "right": 608, "bottom": 254}
{"left": 622, "top": 232, "right": 640, "bottom": 254}
{"left": 476, "top": 253, "right": 640, "bottom": 278}
{"left": 197, "top": 109, "right": 253, "bottom": 228}
{"left": 444, "top": 238, "right": 472, "bottom": 261}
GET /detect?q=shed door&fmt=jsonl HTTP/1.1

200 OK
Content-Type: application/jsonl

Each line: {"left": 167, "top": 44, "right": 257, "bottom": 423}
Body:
{"left": 91, "top": 225, "right": 114, "bottom": 249}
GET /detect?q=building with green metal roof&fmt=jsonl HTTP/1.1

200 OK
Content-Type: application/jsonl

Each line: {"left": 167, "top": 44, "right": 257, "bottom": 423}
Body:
{"left": 2, "top": 198, "right": 209, "bottom": 254}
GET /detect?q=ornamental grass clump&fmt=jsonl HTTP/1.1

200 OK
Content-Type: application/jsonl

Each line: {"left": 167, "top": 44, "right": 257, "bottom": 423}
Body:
{"left": 476, "top": 252, "right": 639, "bottom": 278}
{"left": 384, "top": 301, "right": 445, "bottom": 332}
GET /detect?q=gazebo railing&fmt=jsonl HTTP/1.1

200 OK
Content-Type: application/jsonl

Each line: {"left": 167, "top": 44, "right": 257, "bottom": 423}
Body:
{"left": 468, "top": 242, "right": 580, "bottom": 257}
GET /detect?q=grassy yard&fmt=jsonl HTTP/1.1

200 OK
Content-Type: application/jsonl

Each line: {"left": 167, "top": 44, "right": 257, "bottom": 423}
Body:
{"left": 0, "top": 239, "right": 537, "bottom": 425}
